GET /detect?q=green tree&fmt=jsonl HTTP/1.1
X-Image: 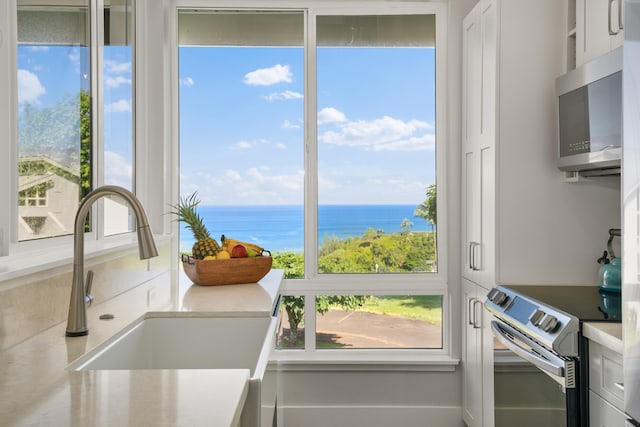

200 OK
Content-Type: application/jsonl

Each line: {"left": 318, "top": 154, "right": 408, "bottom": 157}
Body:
{"left": 273, "top": 251, "right": 366, "bottom": 346}
{"left": 414, "top": 184, "right": 436, "bottom": 229}
{"left": 401, "top": 217, "right": 413, "bottom": 235}
{"left": 415, "top": 184, "right": 437, "bottom": 269}
{"left": 79, "top": 90, "right": 92, "bottom": 198}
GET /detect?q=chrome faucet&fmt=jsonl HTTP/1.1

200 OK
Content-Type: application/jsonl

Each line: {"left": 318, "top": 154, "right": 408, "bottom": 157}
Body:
{"left": 65, "top": 185, "right": 158, "bottom": 337}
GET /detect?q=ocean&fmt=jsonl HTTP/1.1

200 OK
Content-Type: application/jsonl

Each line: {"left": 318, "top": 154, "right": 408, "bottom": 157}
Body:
{"left": 179, "top": 205, "right": 434, "bottom": 253}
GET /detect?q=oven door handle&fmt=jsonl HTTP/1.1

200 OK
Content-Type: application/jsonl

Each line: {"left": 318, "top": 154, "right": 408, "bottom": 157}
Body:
{"left": 491, "top": 320, "right": 565, "bottom": 378}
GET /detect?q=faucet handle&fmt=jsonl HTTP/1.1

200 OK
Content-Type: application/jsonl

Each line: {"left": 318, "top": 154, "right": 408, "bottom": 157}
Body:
{"left": 85, "top": 270, "right": 94, "bottom": 307}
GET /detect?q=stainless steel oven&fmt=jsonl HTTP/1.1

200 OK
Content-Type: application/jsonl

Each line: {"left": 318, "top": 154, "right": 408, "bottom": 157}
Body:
{"left": 485, "top": 285, "right": 620, "bottom": 427}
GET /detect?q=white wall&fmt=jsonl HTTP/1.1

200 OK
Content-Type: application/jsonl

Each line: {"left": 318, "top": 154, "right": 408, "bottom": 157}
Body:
{"left": 277, "top": 368, "right": 464, "bottom": 427}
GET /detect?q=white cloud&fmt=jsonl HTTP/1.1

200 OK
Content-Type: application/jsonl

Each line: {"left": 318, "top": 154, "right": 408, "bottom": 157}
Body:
{"left": 263, "top": 90, "right": 303, "bottom": 101}
{"left": 104, "top": 151, "right": 132, "bottom": 188}
{"left": 225, "top": 169, "right": 242, "bottom": 181}
{"left": 370, "top": 133, "right": 436, "bottom": 152}
{"left": 105, "top": 60, "right": 131, "bottom": 75}
{"left": 275, "top": 143, "right": 287, "bottom": 149}
{"left": 68, "top": 50, "right": 80, "bottom": 65}
{"left": 181, "top": 77, "right": 195, "bottom": 87}
{"left": 180, "top": 167, "right": 304, "bottom": 205}
{"left": 104, "top": 60, "right": 131, "bottom": 88}
{"left": 282, "top": 120, "right": 300, "bottom": 129}
{"left": 241, "top": 167, "right": 304, "bottom": 192}
{"left": 244, "top": 64, "right": 292, "bottom": 86}
{"left": 105, "top": 99, "right": 132, "bottom": 113}
{"left": 318, "top": 107, "right": 347, "bottom": 124}
{"left": 232, "top": 141, "right": 254, "bottom": 150}
{"left": 105, "top": 75, "right": 132, "bottom": 88}
{"left": 17, "top": 69, "right": 46, "bottom": 104}
{"left": 28, "top": 46, "right": 49, "bottom": 52}
{"left": 229, "top": 138, "right": 271, "bottom": 150}
{"left": 319, "top": 115, "right": 434, "bottom": 152}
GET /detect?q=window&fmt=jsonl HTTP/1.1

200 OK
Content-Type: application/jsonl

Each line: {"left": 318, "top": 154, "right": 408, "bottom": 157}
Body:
{"left": 177, "top": 2, "right": 447, "bottom": 355}
{"left": 13, "top": 0, "right": 135, "bottom": 244}
{"left": 316, "top": 14, "right": 437, "bottom": 275}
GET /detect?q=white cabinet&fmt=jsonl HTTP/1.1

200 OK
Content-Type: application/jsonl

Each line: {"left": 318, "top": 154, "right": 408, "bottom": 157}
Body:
{"left": 590, "top": 391, "right": 628, "bottom": 427}
{"left": 461, "top": 0, "right": 620, "bottom": 425}
{"left": 461, "top": 0, "right": 496, "bottom": 289}
{"left": 576, "top": 0, "right": 624, "bottom": 67}
{"left": 461, "top": 0, "right": 619, "bottom": 288}
{"left": 458, "top": 2, "right": 500, "bottom": 426}
{"left": 588, "top": 340, "right": 626, "bottom": 426}
{"left": 462, "top": 278, "right": 494, "bottom": 427}
{"left": 461, "top": 2, "right": 497, "bottom": 422}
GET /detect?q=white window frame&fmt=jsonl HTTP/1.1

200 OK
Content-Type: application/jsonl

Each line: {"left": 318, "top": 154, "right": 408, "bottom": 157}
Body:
{"left": 0, "top": 0, "right": 168, "bottom": 281}
{"left": 170, "top": 0, "right": 450, "bottom": 360}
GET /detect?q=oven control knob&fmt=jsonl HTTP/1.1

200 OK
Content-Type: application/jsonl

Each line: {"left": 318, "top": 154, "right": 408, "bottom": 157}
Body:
{"left": 529, "top": 309, "right": 546, "bottom": 326}
{"left": 539, "top": 314, "right": 560, "bottom": 333}
{"left": 490, "top": 290, "right": 508, "bottom": 306}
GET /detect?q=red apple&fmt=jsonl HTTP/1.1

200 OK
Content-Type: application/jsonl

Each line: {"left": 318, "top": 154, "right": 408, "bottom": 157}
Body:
{"left": 230, "top": 244, "right": 249, "bottom": 258}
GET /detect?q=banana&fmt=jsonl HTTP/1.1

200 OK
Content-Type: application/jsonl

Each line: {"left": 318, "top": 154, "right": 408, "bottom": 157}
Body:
{"left": 220, "top": 235, "right": 268, "bottom": 256}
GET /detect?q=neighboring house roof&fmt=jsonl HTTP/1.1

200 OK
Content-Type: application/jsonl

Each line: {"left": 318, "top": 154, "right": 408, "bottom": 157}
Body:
{"left": 18, "top": 156, "right": 80, "bottom": 191}
{"left": 18, "top": 173, "right": 56, "bottom": 192}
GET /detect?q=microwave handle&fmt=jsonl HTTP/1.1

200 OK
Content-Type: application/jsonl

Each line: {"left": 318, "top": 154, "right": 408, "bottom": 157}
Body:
{"left": 619, "top": 0, "right": 624, "bottom": 30}
{"left": 609, "top": 0, "right": 620, "bottom": 35}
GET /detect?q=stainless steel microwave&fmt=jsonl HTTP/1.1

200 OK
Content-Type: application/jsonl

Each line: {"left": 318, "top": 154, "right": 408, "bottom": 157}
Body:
{"left": 556, "top": 47, "right": 622, "bottom": 172}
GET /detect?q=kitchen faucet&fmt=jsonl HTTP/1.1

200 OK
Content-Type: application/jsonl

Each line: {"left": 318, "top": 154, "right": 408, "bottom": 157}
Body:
{"left": 65, "top": 185, "right": 158, "bottom": 337}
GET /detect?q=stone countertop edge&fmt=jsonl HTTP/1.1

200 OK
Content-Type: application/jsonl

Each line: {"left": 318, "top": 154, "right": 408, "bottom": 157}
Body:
{"left": 0, "top": 268, "right": 284, "bottom": 427}
{"left": 583, "top": 322, "right": 623, "bottom": 354}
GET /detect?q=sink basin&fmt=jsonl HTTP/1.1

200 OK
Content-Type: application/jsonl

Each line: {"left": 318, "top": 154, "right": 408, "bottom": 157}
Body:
{"left": 67, "top": 314, "right": 277, "bottom": 427}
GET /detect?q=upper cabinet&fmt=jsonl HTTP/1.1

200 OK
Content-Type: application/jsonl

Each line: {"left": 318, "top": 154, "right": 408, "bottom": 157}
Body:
{"left": 461, "top": 0, "right": 496, "bottom": 289}
{"left": 572, "top": 0, "right": 624, "bottom": 69}
{"left": 461, "top": 0, "right": 621, "bottom": 289}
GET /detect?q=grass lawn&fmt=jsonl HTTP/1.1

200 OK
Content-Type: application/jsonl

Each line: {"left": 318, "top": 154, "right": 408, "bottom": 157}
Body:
{"left": 359, "top": 295, "right": 442, "bottom": 325}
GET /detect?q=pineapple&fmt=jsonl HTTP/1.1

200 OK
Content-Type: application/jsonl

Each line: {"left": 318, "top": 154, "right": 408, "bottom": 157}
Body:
{"left": 170, "top": 192, "right": 221, "bottom": 259}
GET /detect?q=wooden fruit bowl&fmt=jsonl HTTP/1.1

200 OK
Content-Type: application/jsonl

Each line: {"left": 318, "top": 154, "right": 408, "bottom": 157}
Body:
{"left": 181, "top": 253, "right": 273, "bottom": 286}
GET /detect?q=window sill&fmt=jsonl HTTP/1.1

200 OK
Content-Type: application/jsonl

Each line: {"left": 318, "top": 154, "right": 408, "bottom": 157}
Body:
{"left": 271, "top": 350, "right": 459, "bottom": 372}
{"left": 0, "top": 234, "right": 170, "bottom": 286}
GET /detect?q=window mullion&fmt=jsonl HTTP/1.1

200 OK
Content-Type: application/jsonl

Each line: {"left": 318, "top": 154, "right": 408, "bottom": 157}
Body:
{"left": 91, "top": 0, "right": 105, "bottom": 240}
{"left": 304, "top": 293, "right": 317, "bottom": 352}
{"left": 1, "top": 0, "right": 17, "bottom": 254}
{"left": 304, "top": 8, "right": 318, "bottom": 280}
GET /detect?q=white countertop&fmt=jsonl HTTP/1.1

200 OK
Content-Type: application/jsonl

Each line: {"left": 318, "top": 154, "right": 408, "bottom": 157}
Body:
{"left": 0, "top": 269, "right": 284, "bottom": 427}
{"left": 583, "top": 322, "right": 623, "bottom": 354}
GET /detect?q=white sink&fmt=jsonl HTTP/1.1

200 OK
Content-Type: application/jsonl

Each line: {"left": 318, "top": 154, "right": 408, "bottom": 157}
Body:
{"left": 67, "top": 314, "right": 277, "bottom": 427}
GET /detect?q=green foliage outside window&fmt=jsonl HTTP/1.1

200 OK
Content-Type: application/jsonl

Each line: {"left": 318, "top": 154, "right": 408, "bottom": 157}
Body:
{"left": 274, "top": 186, "right": 438, "bottom": 348}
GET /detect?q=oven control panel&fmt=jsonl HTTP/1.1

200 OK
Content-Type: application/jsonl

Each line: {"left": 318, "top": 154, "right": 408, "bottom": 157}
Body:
{"left": 484, "top": 285, "right": 580, "bottom": 357}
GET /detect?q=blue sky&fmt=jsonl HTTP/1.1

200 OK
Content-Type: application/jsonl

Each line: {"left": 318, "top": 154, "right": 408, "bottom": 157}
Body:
{"left": 18, "top": 44, "right": 133, "bottom": 189}
{"left": 179, "top": 46, "right": 436, "bottom": 206}
{"left": 17, "top": 43, "right": 436, "bottom": 206}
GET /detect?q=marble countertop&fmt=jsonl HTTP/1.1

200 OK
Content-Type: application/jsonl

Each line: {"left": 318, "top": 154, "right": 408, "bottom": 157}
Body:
{"left": 583, "top": 321, "right": 623, "bottom": 354}
{"left": 0, "top": 269, "right": 284, "bottom": 427}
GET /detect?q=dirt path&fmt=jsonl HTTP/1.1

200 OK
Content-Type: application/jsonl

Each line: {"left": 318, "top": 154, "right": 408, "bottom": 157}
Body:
{"left": 279, "top": 309, "right": 442, "bottom": 349}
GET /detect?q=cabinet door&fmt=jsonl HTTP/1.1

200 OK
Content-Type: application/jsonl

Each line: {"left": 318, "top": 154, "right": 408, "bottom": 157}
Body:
{"left": 461, "top": 0, "right": 496, "bottom": 288}
{"left": 462, "top": 278, "right": 495, "bottom": 427}
{"left": 462, "top": 279, "right": 483, "bottom": 427}
{"left": 462, "top": 5, "right": 482, "bottom": 281}
{"left": 589, "top": 390, "right": 628, "bottom": 426}
{"left": 577, "top": 0, "right": 624, "bottom": 65}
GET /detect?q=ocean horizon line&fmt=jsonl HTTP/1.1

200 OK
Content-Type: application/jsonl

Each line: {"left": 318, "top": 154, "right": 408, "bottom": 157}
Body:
{"left": 180, "top": 204, "right": 435, "bottom": 253}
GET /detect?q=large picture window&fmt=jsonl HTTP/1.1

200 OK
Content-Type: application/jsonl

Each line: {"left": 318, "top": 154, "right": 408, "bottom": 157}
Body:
{"left": 177, "top": 2, "right": 446, "bottom": 354}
